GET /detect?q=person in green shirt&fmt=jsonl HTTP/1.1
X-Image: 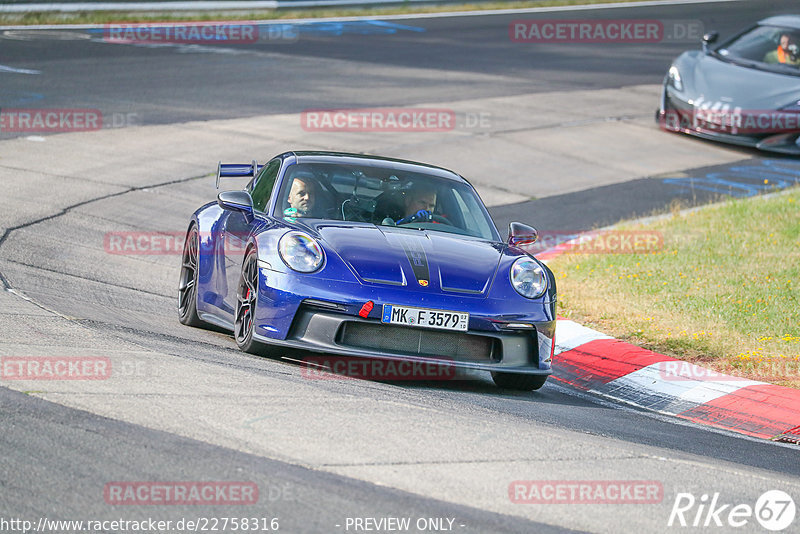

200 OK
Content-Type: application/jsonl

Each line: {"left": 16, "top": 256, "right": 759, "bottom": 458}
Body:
{"left": 763, "top": 33, "right": 800, "bottom": 65}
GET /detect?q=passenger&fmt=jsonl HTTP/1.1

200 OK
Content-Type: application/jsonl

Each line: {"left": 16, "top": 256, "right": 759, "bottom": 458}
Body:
{"left": 286, "top": 174, "right": 318, "bottom": 217}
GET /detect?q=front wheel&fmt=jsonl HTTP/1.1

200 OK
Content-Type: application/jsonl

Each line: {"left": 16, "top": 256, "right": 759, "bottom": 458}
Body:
{"left": 234, "top": 250, "right": 281, "bottom": 357}
{"left": 491, "top": 372, "right": 548, "bottom": 391}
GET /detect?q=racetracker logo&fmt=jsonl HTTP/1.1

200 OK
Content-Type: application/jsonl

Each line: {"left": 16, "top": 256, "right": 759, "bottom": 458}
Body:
{"left": 301, "top": 356, "right": 457, "bottom": 381}
{"left": 103, "top": 231, "right": 251, "bottom": 255}
{"left": 509, "top": 480, "right": 663, "bottom": 504}
{"left": 660, "top": 108, "right": 800, "bottom": 135}
{"left": 0, "top": 108, "right": 101, "bottom": 133}
{"left": 103, "top": 22, "right": 259, "bottom": 44}
{"left": 523, "top": 230, "right": 663, "bottom": 255}
{"left": 1, "top": 357, "right": 111, "bottom": 380}
{"left": 658, "top": 360, "right": 800, "bottom": 382}
{"left": 105, "top": 231, "right": 191, "bottom": 255}
{"left": 104, "top": 482, "right": 259, "bottom": 505}
{"left": 509, "top": 19, "right": 702, "bottom": 43}
{"left": 301, "top": 108, "right": 456, "bottom": 132}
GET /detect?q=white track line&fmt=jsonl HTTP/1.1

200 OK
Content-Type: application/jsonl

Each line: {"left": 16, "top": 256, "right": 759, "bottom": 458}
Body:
{"left": 554, "top": 319, "right": 613, "bottom": 354}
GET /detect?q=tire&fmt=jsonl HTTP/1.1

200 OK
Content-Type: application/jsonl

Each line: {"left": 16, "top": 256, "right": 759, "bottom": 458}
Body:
{"left": 234, "top": 249, "right": 281, "bottom": 357}
{"left": 178, "top": 225, "right": 203, "bottom": 327}
{"left": 491, "top": 372, "right": 548, "bottom": 391}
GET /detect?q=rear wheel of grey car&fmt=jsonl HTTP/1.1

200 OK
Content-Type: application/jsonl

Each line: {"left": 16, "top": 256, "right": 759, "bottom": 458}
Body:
{"left": 234, "top": 250, "right": 281, "bottom": 357}
{"left": 491, "top": 372, "right": 548, "bottom": 391}
{"left": 178, "top": 225, "right": 202, "bottom": 327}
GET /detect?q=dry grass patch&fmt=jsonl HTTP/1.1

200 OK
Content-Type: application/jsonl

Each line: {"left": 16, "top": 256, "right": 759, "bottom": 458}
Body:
{"left": 549, "top": 188, "right": 800, "bottom": 388}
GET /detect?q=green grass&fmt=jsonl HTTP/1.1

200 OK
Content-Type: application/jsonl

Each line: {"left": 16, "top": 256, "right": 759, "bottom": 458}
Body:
{"left": 548, "top": 188, "right": 800, "bottom": 387}
{"left": 0, "top": 0, "right": 649, "bottom": 26}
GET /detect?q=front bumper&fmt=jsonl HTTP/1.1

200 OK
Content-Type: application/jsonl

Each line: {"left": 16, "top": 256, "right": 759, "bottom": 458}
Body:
{"left": 253, "top": 267, "right": 555, "bottom": 374}
{"left": 255, "top": 307, "right": 553, "bottom": 374}
{"left": 658, "top": 88, "right": 800, "bottom": 155}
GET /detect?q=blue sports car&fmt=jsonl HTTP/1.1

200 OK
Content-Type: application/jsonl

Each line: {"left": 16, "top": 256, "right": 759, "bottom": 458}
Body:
{"left": 178, "top": 151, "right": 556, "bottom": 390}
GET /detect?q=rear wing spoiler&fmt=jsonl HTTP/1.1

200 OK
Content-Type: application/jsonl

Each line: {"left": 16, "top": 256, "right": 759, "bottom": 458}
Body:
{"left": 215, "top": 160, "right": 264, "bottom": 189}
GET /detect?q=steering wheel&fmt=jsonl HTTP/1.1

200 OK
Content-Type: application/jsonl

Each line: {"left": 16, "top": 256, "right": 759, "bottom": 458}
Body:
{"left": 429, "top": 214, "right": 453, "bottom": 225}
{"left": 396, "top": 210, "right": 453, "bottom": 226}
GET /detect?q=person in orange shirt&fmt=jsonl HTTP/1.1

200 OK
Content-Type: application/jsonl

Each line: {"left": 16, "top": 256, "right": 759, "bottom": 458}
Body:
{"left": 764, "top": 33, "right": 800, "bottom": 65}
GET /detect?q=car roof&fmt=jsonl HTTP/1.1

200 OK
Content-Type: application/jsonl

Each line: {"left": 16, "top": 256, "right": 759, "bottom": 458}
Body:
{"left": 759, "top": 15, "right": 800, "bottom": 30}
{"left": 289, "top": 151, "right": 465, "bottom": 183}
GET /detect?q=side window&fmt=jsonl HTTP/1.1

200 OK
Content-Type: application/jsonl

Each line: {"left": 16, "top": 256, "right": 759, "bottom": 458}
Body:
{"left": 251, "top": 159, "right": 281, "bottom": 213}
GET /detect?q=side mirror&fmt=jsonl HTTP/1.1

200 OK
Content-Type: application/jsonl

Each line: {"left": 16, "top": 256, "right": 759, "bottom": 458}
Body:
{"left": 507, "top": 222, "right": 538, "bottom": 247}
{"left": 702, "top": 31, "right": 718, "bottom": 52}
{"left": 218, "top": 191, "right": 254, "bottom": 215}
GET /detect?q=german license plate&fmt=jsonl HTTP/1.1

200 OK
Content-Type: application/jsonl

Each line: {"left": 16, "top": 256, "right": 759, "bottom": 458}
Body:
{"left": 381, "top": 304, "right": 468, "bottom": 331}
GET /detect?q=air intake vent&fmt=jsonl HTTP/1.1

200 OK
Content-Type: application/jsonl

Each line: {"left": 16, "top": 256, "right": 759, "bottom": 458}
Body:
{"left": 338, "top": 322, "right": 500, "bottom": 362}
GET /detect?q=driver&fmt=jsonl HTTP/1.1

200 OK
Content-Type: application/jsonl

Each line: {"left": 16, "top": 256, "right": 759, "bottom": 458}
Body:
{"left": 764, "top": 33, "right": 800, "bottom": 65}
{"left": 396, "top": 184, "right": 437, "bottom": 224}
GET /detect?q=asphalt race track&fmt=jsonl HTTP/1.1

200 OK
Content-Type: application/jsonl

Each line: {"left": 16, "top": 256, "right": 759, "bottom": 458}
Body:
{"left": 2, "top": 0, "right": 800, "bottom": 532}
{"left": 2, "top": 0, "right": 799, "bottom": 127}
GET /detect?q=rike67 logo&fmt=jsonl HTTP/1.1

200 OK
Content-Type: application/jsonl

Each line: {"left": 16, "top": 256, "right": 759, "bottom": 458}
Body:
{"left": 668, "top": 490, "right": 796, "bottom": 531}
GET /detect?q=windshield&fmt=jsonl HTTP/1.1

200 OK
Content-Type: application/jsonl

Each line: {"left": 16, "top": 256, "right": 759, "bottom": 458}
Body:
{"left": 273, "top": 162, "right": 499, "bottom": 241}
{"left": 717, "top": 24, "right": 800, "bottom": 74}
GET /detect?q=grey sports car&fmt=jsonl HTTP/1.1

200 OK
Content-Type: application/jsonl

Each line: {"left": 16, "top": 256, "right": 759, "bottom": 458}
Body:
{"left": 657, "top": 15, "right": 800, "bottom": 154}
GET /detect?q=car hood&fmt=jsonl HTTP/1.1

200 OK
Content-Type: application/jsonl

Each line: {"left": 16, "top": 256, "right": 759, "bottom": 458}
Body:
{"left": 681, "top": 52, "right": 800, "bottom": 109}
{"left": 312, "top": 223, "right": 505, "bottom": 295}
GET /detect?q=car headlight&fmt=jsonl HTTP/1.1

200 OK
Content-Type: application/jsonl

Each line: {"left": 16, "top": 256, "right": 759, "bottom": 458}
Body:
{"left": 510, "top": 257, "right": 548, "bottom": 299}
{"left": 278, "top": 231, "right": 324, "bottom": 273}
{"left": 667, "top": 65, "right": 683, "bottom": 92}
